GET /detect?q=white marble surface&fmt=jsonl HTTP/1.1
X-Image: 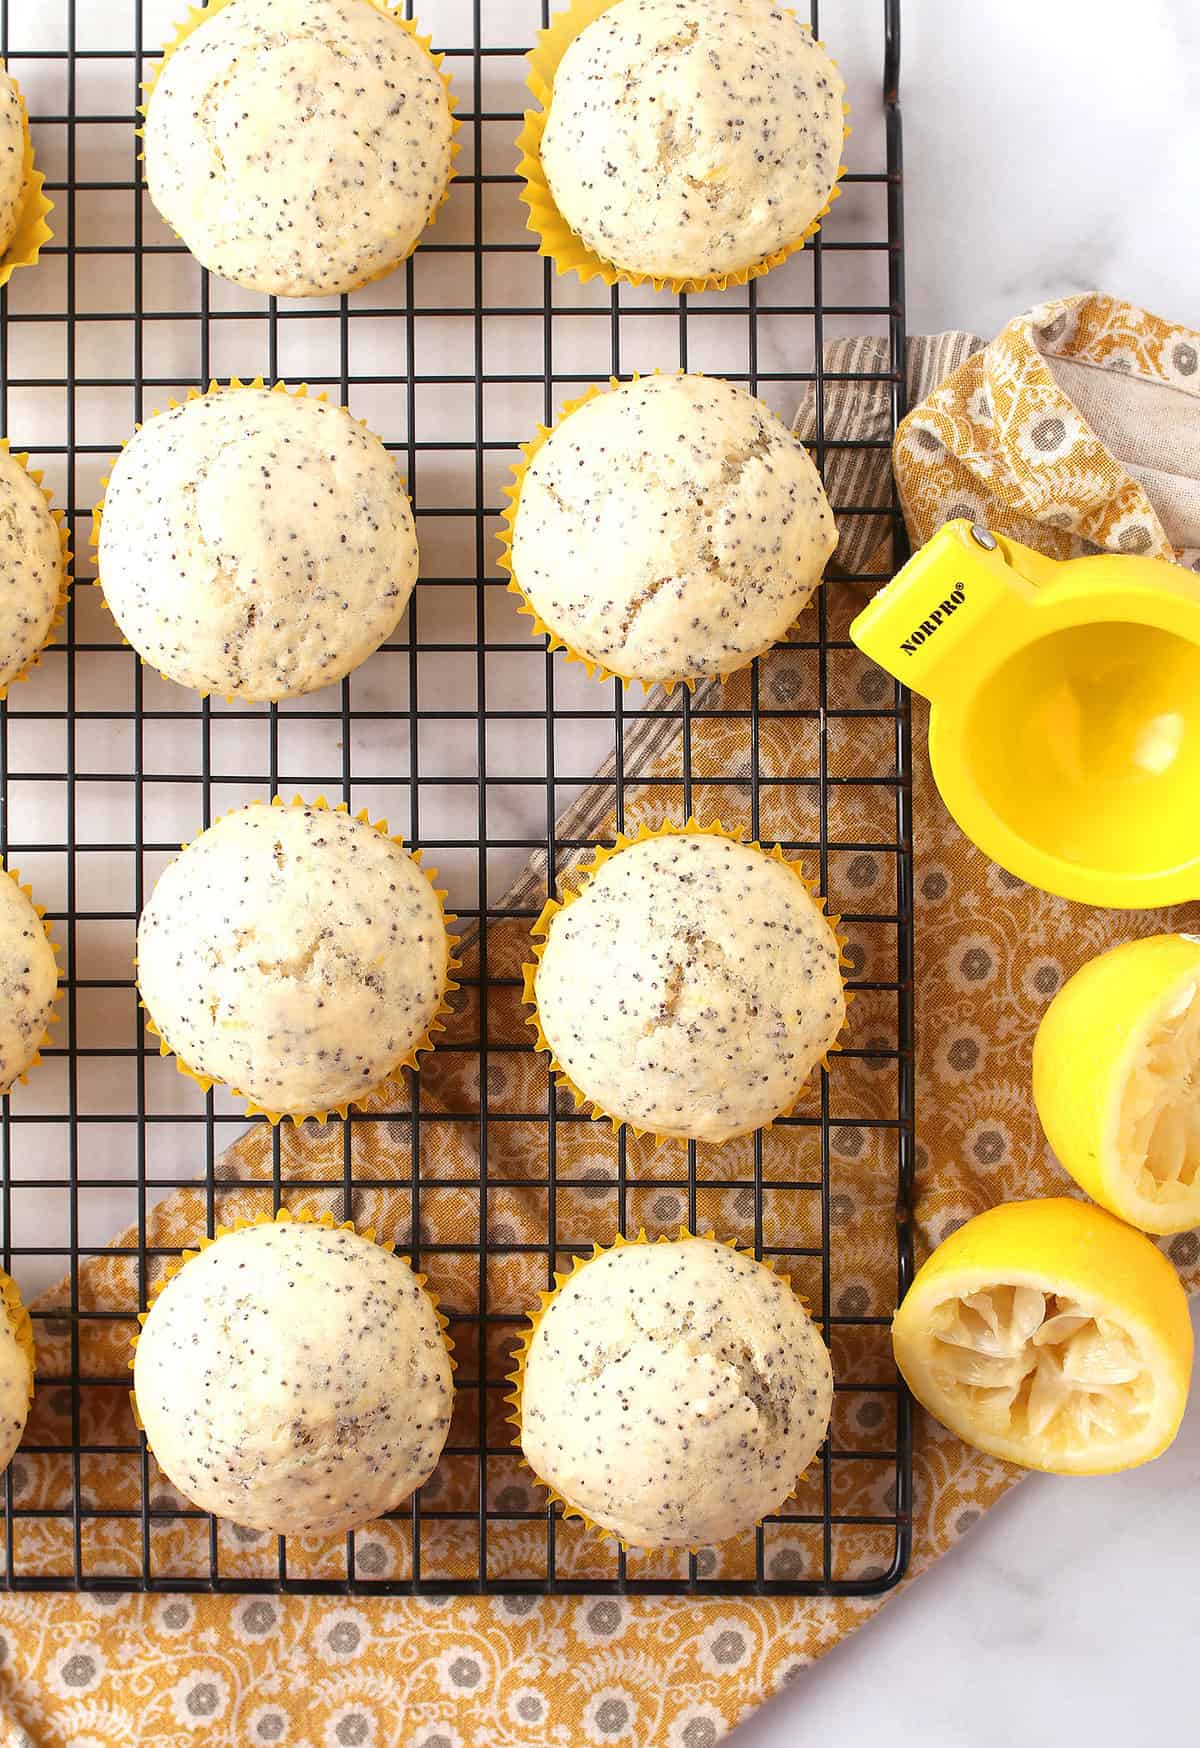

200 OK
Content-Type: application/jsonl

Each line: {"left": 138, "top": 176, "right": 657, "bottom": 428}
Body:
{"left": 739, "top": 2, "right": 1199, "bottom": 1741}
{"left": 903, "top": 0, "right": 1200, "bottom": 341}
{"left": 737, "top": 1301, "right": 1200, "bottom": 1747}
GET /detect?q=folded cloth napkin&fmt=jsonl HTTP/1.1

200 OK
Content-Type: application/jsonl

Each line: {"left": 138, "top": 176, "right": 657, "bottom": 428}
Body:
{"left": 893, "top": 292, "right": 1200, "bottom": 561}
{"left": 2, "top": 293, "right": 1198, "bottom": 1748}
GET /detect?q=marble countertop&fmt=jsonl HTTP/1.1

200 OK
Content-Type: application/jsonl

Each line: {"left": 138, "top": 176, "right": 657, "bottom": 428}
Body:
{"left": 739, "top": 2, "right": 1198, "bottom": 1740}
{"left": 738, "top": 1302, "right": 1200, "bottom": 1746}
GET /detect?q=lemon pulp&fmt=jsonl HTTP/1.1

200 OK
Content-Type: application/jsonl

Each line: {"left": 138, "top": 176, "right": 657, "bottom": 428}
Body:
{"left": 893, "top": 1198, "right": 1192, "bottom": 1474}
{"left": 1117, "top": 972, "right": 1200, "bottom": 1221}
{"left": 928, "top": 1284, "right": 1153, "bottom": 1456}
{"left": 1033, "top": 934, "right": 1200, "bottom": 1235}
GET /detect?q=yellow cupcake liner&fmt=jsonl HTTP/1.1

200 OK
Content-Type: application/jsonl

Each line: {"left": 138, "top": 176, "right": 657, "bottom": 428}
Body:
{"left": 506, "top": 1227, "right": 820, "bottom": 1552}
{"left": 0, "top": 862, "right": 63, "bottom": 1096}
{"left": 138, "top": 0, "right": 460, "bottom": 294}
{"left": 0, "top": 440, "right": 72, "bottom": 701}
{"left": 0, "top": 1268, "right": 35, "bottom": 1408}
{"left": 497, "top": 371, "right": 831, "bottom": 693}
{"left": 128, "top": 1205, "right": 455, "bottom": 1437}
{"left": 90, "top": 377, "right": 413, "bottom": 702}
{"left": 138, "top": 794, "right": 462, "bottom": 1125}
{"left": 0, "top": 71, "right": 53, "bottom": 291}
{"left": 517, "top": 0, "right": 849, "bottom": 296}
{"left": 522, "top": 818, "right": 850, "bottom": 1146}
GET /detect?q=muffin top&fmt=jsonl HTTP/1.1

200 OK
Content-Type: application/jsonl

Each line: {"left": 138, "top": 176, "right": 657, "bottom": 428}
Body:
{"left": 534, "top": 831, "right": 844, "bottom": 1143}
{"left": 0, "top": 446, "right": 64, "bottom": 695}
{"left": 0, "top": 1279, "right": 32, "bottom": 1476}
{"left": 137, "top": 803, "right": 450, "bottom": 1116}
{"left": 510, "top": 374, "right": 836, "bottom": 684}
{"left": 521, "top": 1237, "right": 833, "bottom": 1548}
{"left": 0, "top": 70, "right": 26, "bottom": 259}
{"left": 539, "top": 0, "right": 845, "bottom": 281}
{"left": 143, "top": 0, "right": 455, "bottom": 297}
{"left": 97, "top": 388, "right": 418, "bottom": 702}
{"left": 0, "top": 871, "right": 56, "bottom": 1095}
{"left": 133, "top": 1220, "right": 453, "bottom": 1537}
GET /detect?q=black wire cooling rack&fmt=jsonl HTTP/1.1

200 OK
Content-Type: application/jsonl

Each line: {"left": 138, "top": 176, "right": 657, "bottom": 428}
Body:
{"left": 0, "top": 0, "right": 913, "bottom": 1595}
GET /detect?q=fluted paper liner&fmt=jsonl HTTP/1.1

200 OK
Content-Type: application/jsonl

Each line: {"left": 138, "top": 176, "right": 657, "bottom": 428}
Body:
{"left": 517, "top": 0, "right": 849, "bottom": 295}
{"left": 506, "top": 1227, "right": 824, "bottom": 1552}
{"left": 89, "top": 377, "right": 413, "bottom": 702}
{"left": 128, "top": 1205, "right": 455, "bottom": 1441}
{"left": 522, "top": 818, "right": 850, "bottom": 1144}
{"left": 497, "top": 371, "right": 832, "bottom": 692}
{"left": 138, "top": 0, "right": 460, "bottom": 293}
{"left": 0, "top": 441, "right": 72, "bottom": 701}
{"left": 138, "top": 794, "right": 461, "bottom": 1125}
{"left": 0, "top": 862, "right": 62, "bottom": 1095}
{"left": 0, "top": 71, "right": 53, "bottom": 290}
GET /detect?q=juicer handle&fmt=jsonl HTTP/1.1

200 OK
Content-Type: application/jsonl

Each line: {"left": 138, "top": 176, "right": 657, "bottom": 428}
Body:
{"left": 850, "top": 519, "right": 1039, "bottom": 702}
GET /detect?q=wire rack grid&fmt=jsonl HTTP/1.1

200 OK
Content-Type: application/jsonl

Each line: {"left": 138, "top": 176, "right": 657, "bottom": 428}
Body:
{"left": 0, "top": 0, "right": 913, "bottom": 1596}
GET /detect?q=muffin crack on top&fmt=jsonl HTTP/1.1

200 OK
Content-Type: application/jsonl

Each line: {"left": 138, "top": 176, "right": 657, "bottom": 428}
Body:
{"left": 617, "top": 570, "right": 674, "bottom": 641}
{"left": 727, "top": 1343, "right": 787, "bottom": 1432}
{"left": 575, "top": 1308, "right": 787, "bottom": 1438}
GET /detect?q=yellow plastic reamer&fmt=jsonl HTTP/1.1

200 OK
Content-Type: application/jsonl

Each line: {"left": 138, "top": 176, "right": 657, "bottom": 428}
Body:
{"left": 850, "top": 519, "right": 1200, "bottom": 908}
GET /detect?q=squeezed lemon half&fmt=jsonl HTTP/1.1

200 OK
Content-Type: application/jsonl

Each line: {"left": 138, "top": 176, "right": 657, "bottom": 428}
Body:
{"left": 1033, "top": 933, "right": 1200, "bottom": 1236}
{"left": 892, "top": 1198, "right": 1192, "bottom": 1474}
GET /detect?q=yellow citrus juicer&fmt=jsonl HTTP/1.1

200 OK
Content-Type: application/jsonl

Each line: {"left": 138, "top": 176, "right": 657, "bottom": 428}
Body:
{"left": 849, "top": 518, "right": 1200, "bottom": 907}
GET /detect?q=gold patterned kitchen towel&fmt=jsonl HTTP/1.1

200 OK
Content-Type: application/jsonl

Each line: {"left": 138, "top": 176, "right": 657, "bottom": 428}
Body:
{"left": 2, "top": 293, "right": 1199, "bottom": 1748}
{"left": 893, "top": 291, "right": 1200, "bottom": 561}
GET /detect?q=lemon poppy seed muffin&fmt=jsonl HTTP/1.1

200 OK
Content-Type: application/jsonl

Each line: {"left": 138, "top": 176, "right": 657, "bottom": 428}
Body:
{"left": 143, "top": 0, "right": 455, "bottom": 298}
{"left": 539, "top": 0, "right": 845, "bottom": 282}
{"left": 0, "top": 70, "right": 27, "bottom": 259}
{"left": 520, "top": 1238, "right": 833, "bottom": 1548}
{"left": 0, "top": 872, "right": 56, "bottom": 1094}
{"left": 533, "top": 831, "right": 844, "bottom": 1143}
{"left": 137, "top": 803, "right": 450, "bottom": 1117}
{"left": 0, "top": 446, "right": 65, "bottom": 695}
{"left": 510, "top": 374, "right": 836, "bottom": 684}
{"left": 0, "top": 1274, "right": 33, "bottom": 1473}
{"left": 133, "top": 1220, "right": 453, "bottom": 1537}
{"left": 97, "top": 388, "right": 418, "bottom": 702}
